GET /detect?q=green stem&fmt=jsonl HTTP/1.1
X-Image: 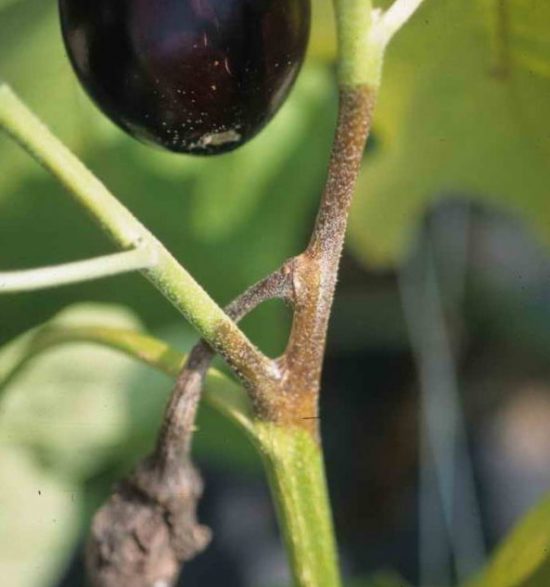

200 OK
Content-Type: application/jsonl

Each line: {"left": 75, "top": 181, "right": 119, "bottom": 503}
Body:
{"left": 257, "top": 423, "right": 341, "bottom": 587}
{"left": 332, "top": 0, "right": 426, "bottom": 89}
{"left": 332, "top": 0, "right": 374, "bottom": 86}
{"left": 0, "top": 84, "right": 276, "bottom": 386}
{"left": 0, "top": 246, "right": 156, "bottom": 293}
{"left": 377, "top": 0, "right": 427, "bottom": 47}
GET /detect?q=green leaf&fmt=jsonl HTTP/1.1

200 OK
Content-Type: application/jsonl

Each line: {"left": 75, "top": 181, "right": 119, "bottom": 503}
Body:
{"left": 0, "top": 305, "right": 153, "bottom": 587}
{"left": 348, "top": 0, "right": 550, "bottom": 268}
{"left": 469, "top": 491, "right": 550, "bottom": 587}
{"left": 0, "top": 304, "right": 149, "bottom": 478}
{"left": 0, "top": 299, "right": 265, "bottom": 466}
{"left": 0, "top": 305, "right": 344, "bottom": 586}
{"left": 0, "top": 303, "right": 258, "bottom": 585}
{"left": 310, "top": 0, "right": 337, "bottom": 62}
{"left": 0, "top": 0, "right": 25, "bottom": 12}
{"left": 0, "top": 1, "right": 100, "bottom": 194}
{"left": 0, "top": 303, "right": 257, "bottom": 474}
{"left": 0, "top": 448, "right": 80, "bottom": 587}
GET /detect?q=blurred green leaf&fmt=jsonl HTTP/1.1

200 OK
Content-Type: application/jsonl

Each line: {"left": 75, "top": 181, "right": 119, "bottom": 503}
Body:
{"left": 0, "top": 302, "right": 263, "bottom": 586}
{"left": 0, "top": 0, "right": 24, "bottom": 12}
{"left": 0, "top": 448, "right": 80, "bottom": 587}
{"left": 0, "top": 0, "right": 100, "bottom": 193}
{"left": 310, "top": 0, "right": 337, "bottom": 63}
{"left": 0, "top": 304, "right": 149, "bottom": 478}
{"left": 0, "top": 303, "right": 261, "bottom": 477}
{"left": 349, "top": 0, "right": 550, "bottom": 268}
{"left": 1, "top": 301, "right": 261, "bottom": 466}
{"left": 469, "top": 491, "right": 550, "bottom": 587}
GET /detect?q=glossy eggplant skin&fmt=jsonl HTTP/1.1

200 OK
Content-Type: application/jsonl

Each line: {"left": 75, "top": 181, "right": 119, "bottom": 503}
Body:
{"left": 59, "top": 0, "right": 310, "bottom": 155}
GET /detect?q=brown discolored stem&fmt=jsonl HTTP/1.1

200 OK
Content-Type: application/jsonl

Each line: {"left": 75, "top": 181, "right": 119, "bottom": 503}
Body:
{"left": 256, "top": 86, "right": 377, "bottom": 434}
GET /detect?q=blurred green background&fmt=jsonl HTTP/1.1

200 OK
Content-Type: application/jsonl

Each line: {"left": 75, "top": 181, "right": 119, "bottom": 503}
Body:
{"left": 2, "top": 0, "right": 550, "bottom": 586}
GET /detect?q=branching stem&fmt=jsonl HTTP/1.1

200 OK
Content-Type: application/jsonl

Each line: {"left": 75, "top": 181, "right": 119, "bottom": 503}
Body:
{"left": 153, "top": 260, "right": 295, "bottom": 476}
{"left": 120, "top": 1, "right": 383, "bottom": 583}
{"left": 0, "top": 0, "right": 428, "bottom": 582}
{"left": 261, "top": 86, "right": 376, "bottom": 434}
{"left": 143, "top": 64, "right": 377, "bottom": 587}
{"left": 378, "top": 0, "right": 426, "bottom": 47}
{"left": 0, "top": 84, "right": 275, "bottom": 388}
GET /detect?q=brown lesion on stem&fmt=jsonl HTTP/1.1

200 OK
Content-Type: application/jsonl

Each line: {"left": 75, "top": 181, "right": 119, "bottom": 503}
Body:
{"left": 206, "top": 87, "right": 377, "bottom": 436}
{"left": 280, "top": 86, "right": 376, "bottom": 432}
{"left": 249, "top": 86, "right": 377, "bottom": 436}
{"left": 86, "top": 85, "right": 376, "bottom": 586}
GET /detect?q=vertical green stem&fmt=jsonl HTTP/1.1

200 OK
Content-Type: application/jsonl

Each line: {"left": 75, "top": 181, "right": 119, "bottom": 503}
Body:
{"left": 332, "top": 0, "right": 373, "bottom": 85}
{"left": 256, "top": 423, "right": 342, "bottom": 587}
